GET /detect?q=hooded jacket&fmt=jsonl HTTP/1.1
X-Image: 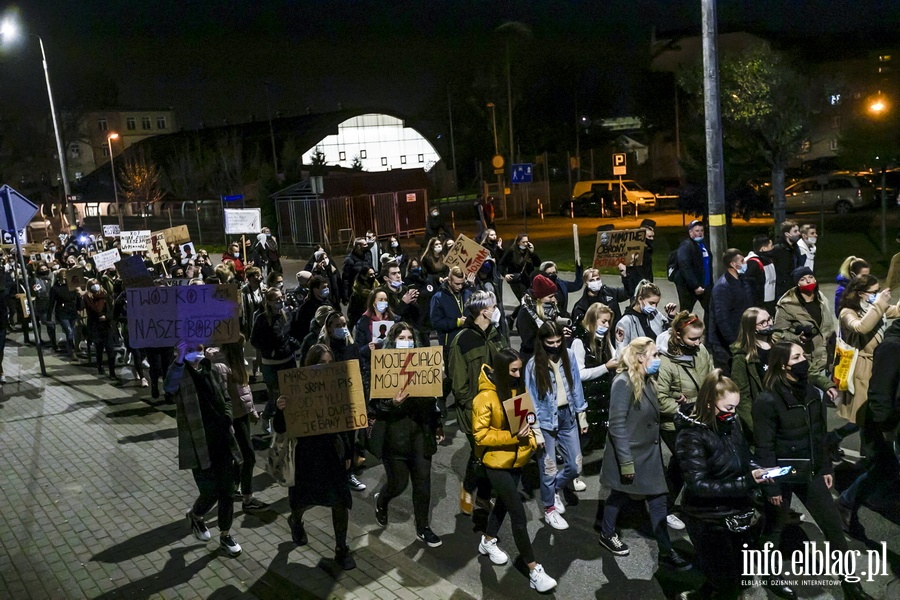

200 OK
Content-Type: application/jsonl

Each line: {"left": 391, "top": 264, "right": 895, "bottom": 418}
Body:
{"left": 448, "top": 320, "right": 504, "bottom": 408}
{"left": 472, "top": 366, "right": 536, "bottom": 469}
{"left": 772, "top": 287, "right": 834, "bottom": 392}
{"left": 657, "top": 346, "right": 713, "bottom": 432}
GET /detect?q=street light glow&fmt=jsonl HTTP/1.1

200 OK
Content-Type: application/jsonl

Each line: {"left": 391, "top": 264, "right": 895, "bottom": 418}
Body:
{"left": 107, "top": 132, "right": 120, "bottom": 140}
{"left": 870, "top": 99, "right": 886, "bottom": 114}
{"left": 0, "top": 17, "right": 17, "bottom": 40}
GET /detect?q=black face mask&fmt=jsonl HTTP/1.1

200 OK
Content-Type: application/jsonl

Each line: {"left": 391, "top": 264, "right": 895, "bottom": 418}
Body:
{"left": 508, "top": 376, "right": 521, "bottom": 390}
{"left": 547, "top": 273, "right": 558, "bottom": 281}
{"left": 789, "top": 359, "right": 810, "bottom": 381}
{"left": 717, "top": 411, "right": 736, "bottom": 424}
{"left": 681, "top": 344, "right": 699, "bottom": 355}
{"left": 757, "top": 326, "right": 774, "bottom": 337}
{"left": 543, "top": 344, "right": 562, "bottom": 357}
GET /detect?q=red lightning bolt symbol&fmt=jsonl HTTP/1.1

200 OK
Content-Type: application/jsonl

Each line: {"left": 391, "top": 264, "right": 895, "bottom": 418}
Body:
{"left": 512, "top": 397, "right": 528, "bottom": 425}
{"left": 399, "top": 353, "right": 416, "bottom": 392}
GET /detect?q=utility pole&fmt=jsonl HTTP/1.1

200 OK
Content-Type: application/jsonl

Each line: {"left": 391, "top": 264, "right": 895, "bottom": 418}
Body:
{"left": 447, "top": 86, "right": 458, "bottom": 190}
{"left": 264, "top": 81, "right": 278, "bottom": 175}
{"left": 701, "top": 0, "right": 727, "bottom": 278}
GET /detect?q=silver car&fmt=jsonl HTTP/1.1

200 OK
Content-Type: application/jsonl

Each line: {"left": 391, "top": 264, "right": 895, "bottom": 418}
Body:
{"left": 782, "top": 174, "right": 875, "bottom": 214}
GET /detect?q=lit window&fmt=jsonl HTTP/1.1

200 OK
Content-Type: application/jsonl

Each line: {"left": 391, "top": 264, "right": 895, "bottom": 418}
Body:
{"left": 126, "top": 117, "right": 136, "bottom": 130}
{"left": 830, "top": 138, "right": 839, "bottom": 151}
{"left": 157, "top": 116, "right": 167, "bottom": 129}
{"left": 97, "top": 118, "right": 108, "bottom": 131}
{"left": 829, "top": 94, "right": 841, "bottom": 106}
{"left": 339, "top": 151, "right": 346, "bottom": 160}
{"left": 400, "top": 155, "right": 407, "bottom": 164}
{"left": 142, "top": 116, "right": 151, "bottom": 130}
{"left": 418, "top": 154, "right": 424, "bottom": 163}
{"left": 381, "top": 157, "right": 388, "bottom": 166}
{"left": 102, "top": 146, "right": 110, "bottom": 157}
{"left": 360, "top": 150, "right": 367, "bottom": 159}
{"left": 879, "top": 55, "right": 892, "bottom": 62}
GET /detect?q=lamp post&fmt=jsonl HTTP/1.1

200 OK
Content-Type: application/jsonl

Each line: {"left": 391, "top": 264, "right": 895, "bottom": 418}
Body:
{"left": 486, "top": 102, "right": 504, "bottom": 214}
{"left": 868, "top": 94, "right": 890, "bottom": 254}
{"left": 107, "top": 132, "right": 122, "bottom": 229}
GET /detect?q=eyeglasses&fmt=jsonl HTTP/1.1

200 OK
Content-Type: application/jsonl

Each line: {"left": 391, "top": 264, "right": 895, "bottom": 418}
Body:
{"left": 756, "top": 317, "right": 774, "bottom": 326}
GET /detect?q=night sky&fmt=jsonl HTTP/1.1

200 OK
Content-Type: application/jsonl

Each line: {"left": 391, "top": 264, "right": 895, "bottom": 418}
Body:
{"left": 1, "top": 0, "right": 898, "bottom": 129}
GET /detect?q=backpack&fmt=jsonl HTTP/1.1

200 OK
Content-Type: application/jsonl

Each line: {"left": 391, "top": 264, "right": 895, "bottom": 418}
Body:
{"left": 666, "top": 250, "right": 679, "bottom": 282}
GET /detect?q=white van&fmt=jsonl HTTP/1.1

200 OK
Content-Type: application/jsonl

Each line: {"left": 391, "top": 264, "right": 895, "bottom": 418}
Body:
{"left": 571, "top": 180, "right": 657, "bottom": 211}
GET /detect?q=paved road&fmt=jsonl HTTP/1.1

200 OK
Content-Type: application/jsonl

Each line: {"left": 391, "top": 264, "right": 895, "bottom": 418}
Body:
{"left": 1, "top": 270, "right": 897, "bottom": 599}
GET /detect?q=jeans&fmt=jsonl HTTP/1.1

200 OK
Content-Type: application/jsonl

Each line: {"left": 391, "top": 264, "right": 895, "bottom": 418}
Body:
{"left": 762, "top": 475, "right": 849, "bottom": 553}
{"left": 261, "top": 359, "right": 296, "bottom": 418}
{"left": 232, "top": 414, "right": 256, "bottom": 496}
{"left": 537, "top": 405, "right": 582, "bottom": 508}
{"left": 58, "top": 316, "right": 76, "bottom": 355}
{"left": 377, "top": 454, "right": 432, "bottom": 531}
{"left": 601, "top": 489, "right": 673, "bottom": 554}
{"left": 192, "top": 460, "right": 235, "bottom": 533}
{"left": 485, "top": 468, "right": 535, "bottom": 564}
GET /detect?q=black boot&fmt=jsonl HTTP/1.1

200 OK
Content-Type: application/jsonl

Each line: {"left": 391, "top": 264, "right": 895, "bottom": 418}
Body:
{"left": 840, "top": 579, "right": 874, "bottom": 600}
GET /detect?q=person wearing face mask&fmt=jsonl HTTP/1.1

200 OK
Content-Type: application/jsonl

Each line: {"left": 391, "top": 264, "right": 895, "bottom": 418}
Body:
{"left": 221, "top": 242, "right": 246, "bottom": 281}
{"left": 708, "top": 248, "right": 754, "bottom": 371}
{"left": 448, "top": 290, "right": 505, "bottom": 515}
{"left": 472, "top": 348, "right": 558, "bottom": 592}
{"left": 421, "top": 237, "right": 449, "bottom": 280}
{"left": 539, "top": 260, "right": 583, "bottom": 318}
{"left": 342, "top": 239, "right": 374, "bottom": 304}
{"left": 597, "top": 337, "right": 691, "bottom": 571}
{"left": 571, "top": 268, "right": 628, "bottom": 328}
{"left": 675, "top": 370, "right": 772, "bottom": 600}
{"left": 383, "top": 236, "right": 406, "bottom": 271}
{"left": 753, "top": 342, "right": 873, "bottom": 600}
{"left": 240, "top": 267, "right": 266, "bottom": 382}
{"left": 348, "top": 268, "right": 377, "bottom": 328}
{"left": 83, "top": 277, "right": 119, "bottom": 382}
{"left": 830, "top": 275, "right": 900, "bottom": 460}
{"left": 430, "top": 266, "right": 471, "bottom": 348}
{"left": 305, "top": 247, "right": 342, "bottom": 308}
{"left": 298, "top": 305, "right": 335, "bottom": 362}
{"left": 744, "top": 234, "right": 778, "bottom": 315}
{"left": 673, "top": 220, "right": 712, "bottom": 316}
{"left": 770, "top": 220, "right": 805, "bottom": 300}
{"left": 517, "top": 274, "right": 564, "bottom": 361}
{"left": 797, "top": 224, "right": 817, "bottom": 273}
{"left": 30, "top": 262, "right": 57, "bottom": 352}
{"left": 482, "top": 228, "right": 504, "bottom": 262}
{"left": 499, "top": 233, "right": 540, "bottom": 309}
{"left": 292, "top": 275, "right": 332, "bottom": 344}
{"left": 730, "top": 307, "right": 775, "bottom": 438}
{"left": 571, "top": 303, "right": 618, "bottom": 454}
{"left": 656, "top": 311, "right": 712, "bottom": 532}
{"left": 834, "top": 256, "right": 870, "bottom": 319}
{"left": 424, "top": 206, "right": 453, "bottom": 245}
{"left": 369, "top": 323, "right": 444, "bottom": 549}
{"left": 471, "top": 258, "right": 509, "bottom": 345}
{"left": 772, "top": 267, "right": 838, "bottom": 402}
{"left": 166, "top": 340, "right": 245, "bottom": 559}
{"left": 0, "top": 263, "right": 13, "bottom": 382}
{"left": 524, "top": 321, "right": 588, "bottom": 530}
{"left": 615, "top": 280, "right": 677, "bottom": 353}
{"left": 376, "top": 261, "right": 420, "bottom": 333}
{"left": 354, "top": 289, "right": 397, "bottom": 395}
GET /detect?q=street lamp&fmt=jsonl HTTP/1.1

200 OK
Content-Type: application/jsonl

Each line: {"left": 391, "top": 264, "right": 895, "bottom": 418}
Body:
{"left": 0, "top": 14, "right": 78, "bottom": 232}
{"left": 107, "top": 132, "right": 122, "bottom": 229}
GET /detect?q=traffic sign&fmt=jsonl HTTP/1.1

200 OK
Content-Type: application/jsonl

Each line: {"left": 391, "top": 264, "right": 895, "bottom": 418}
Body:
{"left": 491, "top": 154, "right": 505, "bottom": 169}
{"left": 613, "top": 153, "right": 627, "bottom": 176}
{"left": 0, "top": 185, "right": 40, "bottom": 232}
{"left": 221, "top": 194, "right": 244, "bottom": 202}
{"left": 511, "top": 163, "right": 533, "bottom": 184}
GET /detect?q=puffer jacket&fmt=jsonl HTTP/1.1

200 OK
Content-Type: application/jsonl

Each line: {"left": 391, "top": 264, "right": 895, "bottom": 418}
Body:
{"left": 675, "top": 412, "right": 760, "bottom": 521}
{"left": 752, "top": 380, "right": 832, "bottom": 498}
{"left": 212, "top": 362, "right": 255, "bottom": 420}
{"left": 472, "top": 365, "right": 536, "bottom": 469}
{"left": 656, "top": 346, "right": 713, "bottom": 432}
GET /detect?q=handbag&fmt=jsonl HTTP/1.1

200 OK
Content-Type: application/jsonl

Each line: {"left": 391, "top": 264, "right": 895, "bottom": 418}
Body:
{"left": 723, "top": 509, "right": 761, "bottom": 533}
{"left": 265, "top": 433, "right": 295, "bottom": 487}
{"left": 776, "top": 458, "right": 812, "bottom": 484}
{"left": 832, "top": 331, "right": 858, "bottom": 394}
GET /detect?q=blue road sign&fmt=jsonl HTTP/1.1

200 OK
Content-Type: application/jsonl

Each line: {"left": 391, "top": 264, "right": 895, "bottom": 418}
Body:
{"left": 0, "top": 185, "right": 39, "bottom": 232}
{"left": 221, "top": 194, "right": 244, "bottom": 202}
{"left": 511, "top": 163, "right": 533, "bottom": 184}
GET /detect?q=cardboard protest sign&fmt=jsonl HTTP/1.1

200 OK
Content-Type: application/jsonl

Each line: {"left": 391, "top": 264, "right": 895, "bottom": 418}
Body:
{"left": 65, "top": 267, "right": 87, "bottom": 291}
{"left": 115, "top": 255, "right": 155, "bottom": 288}
{"left": 502, "top": 392, "right": 537, "bottom": 432}
{"left": 369, "top": 347, "right": 443, "bottom": 399}
{"left": 443, "top": 234, "right": 491, "bottom": 276}
{"left": 126, "top": 284, "right": 240, "bottom": 348}
{"left": 40, "top": 252, "right": 55, "bottom": 264}
{"left": 15, "top": 293, "right": 30, "bottom": 319}
{"left": 278, "top": 360, "right": 368, "bottom": 438}
{"left": 887, "top": 252, "right": 900, "bottom": 293}
{"left": 168, "top": 278, "right": 191, "bottom": 287}
{"left": 224, "top": 208, "right": 262, "bottom": 234}
{"left": 152, "top": 224, "right": 191, "bottom": 245}
{"left": 103, "top": 224, "right": 120, "bottom": 238}
{"left": 93, "top": 248, "right": 121, "bottom": 272}
{"left": 149, "top": 233, "right": 171, "bottom": 264}
{"left": 179, "top": 242, "right": 197, "bottom": 262}
{"left": 120, "top": 230, "right": 151, "bottom": 253}
{"left": 592, "top": 228, "right": 646, "bottom": 269}
{"left": 371, "top": 320, "right": 394, "bottom": 342}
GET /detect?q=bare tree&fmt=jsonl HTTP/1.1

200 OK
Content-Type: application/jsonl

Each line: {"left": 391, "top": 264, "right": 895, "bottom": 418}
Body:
{"left": 119, "top": 152, "right": 164, "bottom": 222}
{"left": 207, "top": 131, "right": 244, "bottom": 195}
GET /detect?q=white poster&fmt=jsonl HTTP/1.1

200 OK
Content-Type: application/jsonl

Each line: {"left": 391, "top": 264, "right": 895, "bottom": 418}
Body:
{"left": 103, "top": 224, "right": 120, "bottom": 238}
{"left": 224, "top": 208, "right": 262, "bottom": 234}
{"left": 93, "top": 248, "right": 122, "bottom": 272}
{"left": 120, "top": 230, "right": 151, "bottom": 253}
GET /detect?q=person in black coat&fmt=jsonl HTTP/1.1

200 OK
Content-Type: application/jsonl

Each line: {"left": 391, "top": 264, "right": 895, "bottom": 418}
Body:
{"left": 571, "top": 268, "right": 628, "bottom": 329}
{"left": 499, "top": 233, "right": 540, "bottom": 304}
{"left": 769, "top": 221, "right": 804, "bottom": 300}
{"left": 424, "top": 207, "right": 453, "bottom": 245}
{"left": 753, "top": 341, "right": 873, "bottom": 600}
{"left": 619, "top": 219, "right": 656, "bottom": 298}
{"left": 538, "top": 260, "right": 583, "bottom": 318}
{"left": 292, "top": 275, "right": 332, "bottom": 344}
{"left": 305, "top": 247, "right": 343, "bottom": 308}
{"left": 673, "top": 220, "right": 712, "bottom": 316}
{"left": 341, "top": 239, "right": 372, "bottom": 304}
{"left": 708, "top": 249, "right": 753, "bottom": 372}
{"left": 0, "top": 268, "right": 14, "bottom": 382}
{"left": 250, "top": 288, "right": 302, "bottom": 431}
{"left": 676, "top": 370, "right": 770, "bottom": 600}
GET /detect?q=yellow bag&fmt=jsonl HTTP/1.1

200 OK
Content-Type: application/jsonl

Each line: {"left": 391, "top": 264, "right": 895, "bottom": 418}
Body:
{"left": 832, "top": 334, "right": 858, "bottom": 394}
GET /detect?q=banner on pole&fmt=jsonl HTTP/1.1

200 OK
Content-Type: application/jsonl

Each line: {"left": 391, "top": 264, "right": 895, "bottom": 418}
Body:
{"left": 224, "top": 208, "right": 262, "bottom": 234}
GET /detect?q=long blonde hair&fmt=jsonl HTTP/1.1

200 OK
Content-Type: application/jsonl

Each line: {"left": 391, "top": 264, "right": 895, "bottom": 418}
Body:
{"left": 583, "top": 302, "right": 614, "bottom": 360}
{"left": 617, "top": 336, "right": 656, "bottom": 403}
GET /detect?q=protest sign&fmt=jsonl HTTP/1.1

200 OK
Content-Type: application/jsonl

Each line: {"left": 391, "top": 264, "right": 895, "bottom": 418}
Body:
{"left": 502, "top": 392, "right": 537, "bottom": 432}
{"left": 103, "top": 224, "right": 120, "bottom": 238}
{"left": 179, "top": 242, "right": 196, "bottom": 262}
{"left": 371, "top": 320, "right": 394, "bottom": 342}
{"left": 370, "top": 347, "right": 443, "bottom": 399}
{"left": 40, "top": 252, "right": 55, "bottom": 264}
{"left": 15, "top": 293, "right": 29, "bottom": 319}
{"left": 115, "top": 255, "right": 155, "bottom": 288}
{"left": 168, "top": 278, "right": 191, "bottom": 287}
{"left": 1, "top": 229, "right": 27, "bottom": 245}
{"left": 93, "top": 248, "right": 121, "bottom": 272}
{"left": 120, "top": 230, "right": 151, "bottom": 253}
{"left": 278, "top": 360, "right": 367, "bottom": 438}
{"left": 152, "top": 224, "right": 191, "bottom": 245}
{"left": 443, "top": 234, "right": 491, "bottom": 277}
{"left": 126, "top": 284, "right": 240, "bottom": 348}
{"left": 592, "top": 228, "right": 646, "bottom": 269}
{"left": 887, "top": 252, "right": 900, "bottom": 293}
{"left": 149, "top": 233, "right": 171, "bottom": 263}
{"left": 224, "top": 208, "right": 262, "bottom": 234}
{"left": 65, "top": 267, "right": 87, "bottom": 291}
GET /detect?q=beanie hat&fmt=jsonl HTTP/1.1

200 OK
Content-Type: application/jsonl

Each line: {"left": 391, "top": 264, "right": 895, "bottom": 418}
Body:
{"left": 792, "top": 266, "right": 814, "bottom": 285}
{"left": 531, "top": 274, "right": 558, "bottom": 299}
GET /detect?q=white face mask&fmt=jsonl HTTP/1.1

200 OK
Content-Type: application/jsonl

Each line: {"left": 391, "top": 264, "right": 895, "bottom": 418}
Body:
{"left": 375, "top": 301, "right": 389, "bottom": 313}
{"left": 434, "top": 245, "right": 443, "bottom": 253}
{"left": 489, "top": 306, "right": 502, "bottom": 326}
{"left": 90, "top": 284, "right": 101, "bottom": 293}
{"left": 588, "top": 280, "right": 603, "bottom": 292}
{"left": 395, "top": 339, "right": 414, "bottom": 349}
{"left": 807, "top": 236, "right": 817, "bottom": 245}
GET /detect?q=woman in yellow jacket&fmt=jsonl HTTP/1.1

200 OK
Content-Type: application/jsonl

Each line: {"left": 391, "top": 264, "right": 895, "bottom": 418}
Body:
{"left": 472, "top": 348, "right": 557, "bottom": 593}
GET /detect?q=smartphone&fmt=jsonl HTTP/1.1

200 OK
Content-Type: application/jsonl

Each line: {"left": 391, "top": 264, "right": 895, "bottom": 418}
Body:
{"left": 760, "top": 466, "right": 793, "bottom": 479}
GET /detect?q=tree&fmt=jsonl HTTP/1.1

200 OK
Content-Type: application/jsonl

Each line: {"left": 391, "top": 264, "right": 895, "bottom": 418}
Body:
{"left": 207, "top": 131, "right": 244, "bottom": 195}
{"left": 350, "top": 154, "right": 364, "bottom": 171}
{"left": 309, "top": 147, "right": 327, "bottom": 176}
{"left": 119, "top": 153, "right": 164, "bottom": 212}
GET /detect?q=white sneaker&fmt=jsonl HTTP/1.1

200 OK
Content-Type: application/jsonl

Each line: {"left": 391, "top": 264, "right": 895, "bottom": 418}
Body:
{"left": 219, "top": 534, "right": 242, "bottom": 557}
{"left": 570, "top": 477, "right": 587, "bottom": 492}
{"left": 666, "top": 514, "right": 686, "bottom": 530}
{"left": 478, "top": 536, "right": 509, "bottom": 565}
{"left": 544, "top": 508, "right": 569, "bottom": 530}
{"left": 140, "top": 377, "right": 149, "bottom": 388}
{"left": 553, "top": 492, "right": 566, "bottom": 515}
{"left": 529, "top": 563, "right": 558, "bottom": 592}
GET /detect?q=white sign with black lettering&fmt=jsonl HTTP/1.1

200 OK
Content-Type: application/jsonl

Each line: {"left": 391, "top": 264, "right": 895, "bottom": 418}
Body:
{"left": 224, "top": 208, "right": 262, "bottom": 234}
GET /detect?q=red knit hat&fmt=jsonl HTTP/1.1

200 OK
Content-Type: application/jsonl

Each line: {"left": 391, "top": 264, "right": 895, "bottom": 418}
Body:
{"left": 531, "top": 274, "right": 558, "bottom": 299}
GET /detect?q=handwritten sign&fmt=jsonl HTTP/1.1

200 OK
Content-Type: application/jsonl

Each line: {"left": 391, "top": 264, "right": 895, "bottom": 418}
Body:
{"left": 149, "top": 233, "right": 170, "bottom": 264}
{"left": 224, "top": 208, "right": 262, "bottom": 234}
{"left": 443, "top": 234, "right": 490, "bottom": 276}
{"left": 370, "top": 347, "right": 443, "bottom": 399}
{"left": 127, "top": 284, "right": 240, "bottom": 348}
{"left": 152, "top": 224, "right": 191, "bottom": 245}
{"left": 120, "top": 230, "right": 151, "bottom": 253}
{"left": 66, "top": 267, "right": 87, "bottom": 291}
{"left": 103, "top": 224, "right": 120, "bottom": 238}
{"left": 115, "top": 255, "right": 154, "bottom": 288}
{"left": 93, "top": 248, "right": 121, "bottom": 272}
{"left": 592, "top": 228, "right": 646, "bottom": 269}
{"left": 503, "top": 392, "right": 537, "bottom": 432}
{"left": 279, "top": 360, "right": 368, "bottom": 438}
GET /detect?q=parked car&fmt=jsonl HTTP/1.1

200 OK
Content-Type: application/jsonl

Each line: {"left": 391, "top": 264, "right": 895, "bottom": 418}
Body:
{"left": 570, "top": 179, "right": 657, "bottom": 212}
{"left": 778, "top": 173, "right": 875, "bottom": 214}
{"left": 559, "top": 191, "right": 612, "bottom": 217}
